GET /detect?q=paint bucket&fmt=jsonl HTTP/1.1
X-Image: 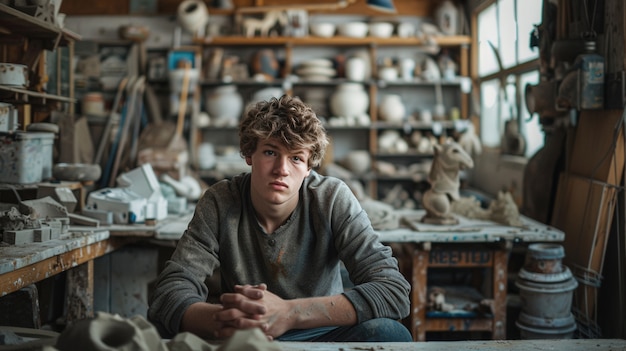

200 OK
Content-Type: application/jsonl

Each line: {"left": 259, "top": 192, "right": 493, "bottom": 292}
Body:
{"left": 515, "top": 243, "right": 578, "bottom": 339}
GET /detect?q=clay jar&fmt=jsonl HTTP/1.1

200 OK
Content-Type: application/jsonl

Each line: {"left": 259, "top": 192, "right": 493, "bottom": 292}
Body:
{"left": 205, "top": 85, "right": 243, "bottom": 126}
{"left": 345, "top": 56, "right": 366, "bottom": 81}
{"left": 330, "top": 83, "right": 369, "bottom": 118}
{"left": 378, "top": 94, "right": 406, "bottom": 124}
{"left": 251, "top": 49, "right": 280, "bottom": 80}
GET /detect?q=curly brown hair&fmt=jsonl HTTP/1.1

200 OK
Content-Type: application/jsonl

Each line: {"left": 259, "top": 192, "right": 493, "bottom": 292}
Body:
{"left": 239, "top": 95, "right": 329, "bottom": 169}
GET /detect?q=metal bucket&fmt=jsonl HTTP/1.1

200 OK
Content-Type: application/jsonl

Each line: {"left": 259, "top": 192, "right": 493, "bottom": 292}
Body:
{"left": 516, "top": 274, "right": 578, "bottom": 319}
{"left": 516, "top": 243, "right": 577, "bottom": 339}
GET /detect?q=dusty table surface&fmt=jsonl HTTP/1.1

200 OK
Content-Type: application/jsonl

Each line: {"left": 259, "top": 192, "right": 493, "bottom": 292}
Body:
{"left": 0, "top": 230, "right": 110, "bottom": 275}
{"left": 277, "top": 339, "right": 626, "bottom": 350}
{"left": 378, "top": 209, "right": 564, "bottom": 243}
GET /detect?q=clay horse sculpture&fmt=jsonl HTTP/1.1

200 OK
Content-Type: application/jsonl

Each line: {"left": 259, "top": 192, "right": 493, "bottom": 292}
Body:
{"left": 421, "top": 140, "right": 474, "bottom": 225}
{"left": 243, "top": 10, "right": 289, "bottom": 37}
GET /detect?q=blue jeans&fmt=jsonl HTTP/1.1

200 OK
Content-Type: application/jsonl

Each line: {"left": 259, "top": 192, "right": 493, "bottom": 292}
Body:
{"left": 276, "top": 318, "right": 413, "bottom": 342}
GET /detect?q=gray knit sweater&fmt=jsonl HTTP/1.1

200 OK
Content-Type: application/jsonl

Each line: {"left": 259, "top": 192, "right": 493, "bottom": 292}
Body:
{"left": 147, "top": 171, "right": 410, "bottom": 337}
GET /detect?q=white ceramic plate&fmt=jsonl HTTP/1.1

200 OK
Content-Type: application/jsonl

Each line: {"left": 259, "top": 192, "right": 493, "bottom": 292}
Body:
{"left": 299, "top": 58, "right": 334, "bottom": 68}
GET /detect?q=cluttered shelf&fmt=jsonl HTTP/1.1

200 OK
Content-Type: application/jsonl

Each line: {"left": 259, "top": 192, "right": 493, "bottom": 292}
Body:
{"left": 0, "top": 3, "right": 80, "bottom": 45}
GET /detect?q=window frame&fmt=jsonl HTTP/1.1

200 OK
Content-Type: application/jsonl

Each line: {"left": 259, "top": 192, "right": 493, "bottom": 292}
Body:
{"left": 471, "top": 0, "right": 544, "bottom": 157}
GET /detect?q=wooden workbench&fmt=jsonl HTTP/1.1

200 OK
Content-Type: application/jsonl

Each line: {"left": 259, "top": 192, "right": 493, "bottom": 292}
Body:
{"left": 281, "top": 339, "right": 625, "bottom": 350}
{"left": 278, "top": 339, "right": 626, "bottom": 350}
{"left": 378, "top": 210, "right": 565, "bottom": 341}
{"left": 0, "top": 230, "right": 127, "bottom": 322}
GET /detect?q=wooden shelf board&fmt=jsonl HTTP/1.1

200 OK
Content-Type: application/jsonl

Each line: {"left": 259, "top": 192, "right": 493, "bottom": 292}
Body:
{"left": 194, "top": 35, "right": 471, "bottom": 47}
{"left": 0, "top": 4, "right": 80, "bottom": 44}
{"left": 0, "top": 85, "right": 75, "bottom": 103}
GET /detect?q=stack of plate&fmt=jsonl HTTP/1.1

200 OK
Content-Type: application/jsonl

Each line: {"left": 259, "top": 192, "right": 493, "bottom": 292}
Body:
{"left": 295, "top": 59, "right": 336, "bottom": 82}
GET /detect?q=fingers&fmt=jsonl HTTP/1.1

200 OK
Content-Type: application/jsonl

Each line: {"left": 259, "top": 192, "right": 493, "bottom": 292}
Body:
{"left": 234, "top": 283, "right": 267, "bottom": 299}
{"left": 220, "top": 293, "right": 267, "bottom": 315}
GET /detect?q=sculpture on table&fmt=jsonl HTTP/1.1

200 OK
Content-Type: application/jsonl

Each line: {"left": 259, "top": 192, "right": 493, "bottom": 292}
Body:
{"left": 243, "top": 10, "right": 289, "bottom": 37}
{"left": 421, "top": 140, "right": 474, "bottom": 225}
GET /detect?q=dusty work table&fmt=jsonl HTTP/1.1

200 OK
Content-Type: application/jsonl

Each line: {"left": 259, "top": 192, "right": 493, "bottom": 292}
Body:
{"left": 377, "top": 210, "right": 565, "bottom": 341}
{"left": 278, "top": 339, "right": 626, "bottom": 350}
{"left": 0, "top": 230, "right": 130, "bottom": 322}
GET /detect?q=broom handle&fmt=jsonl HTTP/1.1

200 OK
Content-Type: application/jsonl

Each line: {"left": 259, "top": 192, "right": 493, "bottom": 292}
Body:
{"left": 176, "top": 61, "right": 191, "bottom": 138}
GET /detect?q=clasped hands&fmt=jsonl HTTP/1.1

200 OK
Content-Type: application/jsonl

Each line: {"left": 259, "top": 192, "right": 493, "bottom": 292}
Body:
{"left": 214, "top": 283, "right": 290, "bottom": 340}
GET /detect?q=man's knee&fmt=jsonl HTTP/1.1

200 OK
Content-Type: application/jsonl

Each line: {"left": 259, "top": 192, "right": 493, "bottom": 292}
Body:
{"left": 359, "top": 318, "right": 413, "bottom": 342}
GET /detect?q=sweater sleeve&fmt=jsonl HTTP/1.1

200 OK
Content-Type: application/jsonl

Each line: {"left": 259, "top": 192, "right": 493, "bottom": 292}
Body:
{"left": 327, "top": 180, "right": 411, "bottom": 322}
{"left": 147, "top": 187, "right": 223, "bottom": 338}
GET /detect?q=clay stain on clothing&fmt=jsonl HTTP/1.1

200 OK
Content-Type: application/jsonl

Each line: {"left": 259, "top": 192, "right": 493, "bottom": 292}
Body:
{"left": 269, "top": 248, "right": 287, "bottom": 279}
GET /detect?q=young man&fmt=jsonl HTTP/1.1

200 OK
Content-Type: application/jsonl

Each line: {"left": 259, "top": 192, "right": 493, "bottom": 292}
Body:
{"left": 148, "top": 95, "right": 412, "bottom": 342}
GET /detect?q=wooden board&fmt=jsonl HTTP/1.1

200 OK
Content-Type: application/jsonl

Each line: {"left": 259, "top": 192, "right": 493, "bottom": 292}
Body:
{"left": 551, "top": 172, "right": 618, "bottom": 319}
{"left": 551, "top": 109, "right": 625, "bottom": 322}
{"left": 61, "top": 0, "right": 433, "bottom": 16}
{"left": 568, "top": 109, "right": 625, "bottom": 185}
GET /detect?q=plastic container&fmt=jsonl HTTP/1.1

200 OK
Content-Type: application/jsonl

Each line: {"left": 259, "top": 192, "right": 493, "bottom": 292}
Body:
{"left": 0, "top": 131, "right": 54, "bottom": 183}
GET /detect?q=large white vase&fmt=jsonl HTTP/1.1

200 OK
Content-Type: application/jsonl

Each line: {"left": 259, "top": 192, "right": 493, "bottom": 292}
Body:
{"left": 205, "top": 85, "right": 243, "bottom": 126}
{"left": 330, "top": 83, "right": 369, "bottom": 118}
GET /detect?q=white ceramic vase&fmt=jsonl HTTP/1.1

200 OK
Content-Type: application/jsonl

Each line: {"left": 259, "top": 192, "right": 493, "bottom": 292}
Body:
{"left": 205, "top": 85, "right": 243, "bottom": 126}
{"left": 330, "top": 83, "right": 369, "bottom": 118}
{"left": 345, "top": 57, "right": 366, "bottom": 81}
{"left": 378, "top": 94, "right": 406, "bottom": 123}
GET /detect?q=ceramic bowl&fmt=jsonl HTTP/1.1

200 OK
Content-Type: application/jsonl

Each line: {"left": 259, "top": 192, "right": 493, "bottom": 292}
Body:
{"left": 310, "top": 23, "right": 336, "bottom": 38}
{"left": 53, "top": 163, "right": 102, "bottom": 182}
{"left": 338, "top": 22, "right": 368, "bottom": 38}
{"left": 369, "top": 22, "right": 394, "bottom": 38}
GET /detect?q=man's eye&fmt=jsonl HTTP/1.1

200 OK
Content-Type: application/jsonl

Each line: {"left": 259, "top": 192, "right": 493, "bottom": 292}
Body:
{"left": 264, "top": 150, "right": 275, "bottom": 156}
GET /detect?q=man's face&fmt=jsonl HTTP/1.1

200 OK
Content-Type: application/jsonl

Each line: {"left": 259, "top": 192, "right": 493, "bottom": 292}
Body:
{"left": 246, "top": 138, "right": 311, "bottom": 208}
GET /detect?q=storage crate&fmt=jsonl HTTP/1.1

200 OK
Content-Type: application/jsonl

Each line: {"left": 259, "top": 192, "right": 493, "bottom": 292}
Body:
{"left": 0, "top": 131, "right": 54, "bottom": 184}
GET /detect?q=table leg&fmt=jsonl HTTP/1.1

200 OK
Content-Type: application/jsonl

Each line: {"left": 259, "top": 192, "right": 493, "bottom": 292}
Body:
{"left": 65, "top": 260, "right": 95, "bottom": 323}
{"left": 411, "top": 246, "right": 429, "bottom": 341}
{"left": 492, "top": 248, "right": 508, "bottom": 339}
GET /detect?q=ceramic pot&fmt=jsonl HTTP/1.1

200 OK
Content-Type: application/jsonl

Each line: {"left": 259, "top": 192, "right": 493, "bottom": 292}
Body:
{"left": 205, "top": 85, "right": 243, "bottom": 126}
{"left": 435, "top": 0, "right": 458, "bottom": 35}
{"left": 400, "top": 58, "right": 416, "bottom": 81}
{"left": 177, "top": 0, "right": 209, "bottom": 33}
{"left": 251, "top": 49, "right": 280, "bottom": 80}
{"left": 378, "top": 94, "right": 406, "bottom": 123}
{"left": 330, "top": 83, "right": 369, "bottom": 118}
{"left": 345, "top": 57, "right": 366, "bottom": 81}
{"left": 343, "top": 150, "right": 371, "bottom": 175}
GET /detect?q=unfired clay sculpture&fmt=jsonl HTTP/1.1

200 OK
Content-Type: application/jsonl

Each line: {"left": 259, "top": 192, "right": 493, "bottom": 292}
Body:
{"left": 49, "top": 312, "right": 281, "bottom": 351}
{"left": 421, "top": 141, "right": 474, "bottom": 224}
{"left": 450, "top": 190, "right": 523, "bottom": 227}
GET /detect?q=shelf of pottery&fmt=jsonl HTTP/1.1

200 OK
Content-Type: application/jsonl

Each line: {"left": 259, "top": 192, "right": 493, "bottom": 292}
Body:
{"left": 186, "top": 23, "right": 471, "bottom": 205}
{"left": 0, "top": 3, "right": 79, "bottom": 118}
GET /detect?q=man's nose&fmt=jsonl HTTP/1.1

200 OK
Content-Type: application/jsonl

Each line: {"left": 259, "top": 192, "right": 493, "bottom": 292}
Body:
{"left": 274, "top": 157, "right": 289, "bottom": 175}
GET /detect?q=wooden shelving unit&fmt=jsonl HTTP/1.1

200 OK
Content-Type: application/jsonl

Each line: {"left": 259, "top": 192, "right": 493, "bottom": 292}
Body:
{"left": 0, "top": 3, "right": 81, "bottom": 115}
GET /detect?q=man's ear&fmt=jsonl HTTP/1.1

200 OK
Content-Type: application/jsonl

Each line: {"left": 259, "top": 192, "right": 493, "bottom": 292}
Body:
{"left": 245, "top": 156, "right": 252, "bottom": 165}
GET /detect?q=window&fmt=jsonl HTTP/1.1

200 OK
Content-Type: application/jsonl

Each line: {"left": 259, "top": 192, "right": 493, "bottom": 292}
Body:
{"left": 474, "top": 0, "right": 544, "bottom": 157}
